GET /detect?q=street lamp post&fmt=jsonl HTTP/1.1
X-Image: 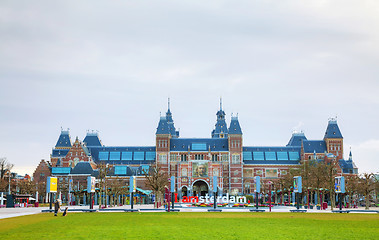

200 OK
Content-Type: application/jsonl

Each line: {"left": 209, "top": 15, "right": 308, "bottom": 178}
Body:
{"left": 268, "top": 181, "right": 272, "bottom": 212}
{"left": 8, "top": 172, "right": 11, "bottom": 194}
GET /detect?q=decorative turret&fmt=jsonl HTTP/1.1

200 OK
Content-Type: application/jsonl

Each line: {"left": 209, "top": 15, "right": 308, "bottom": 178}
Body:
{"left": 348, "top": 149, "right": 352, "bottom": 161}
{"left": 212, "top": 98, "right": 228, "bottom": 138}
{"left": 55, "top": 128, "right": 72, "bottom": 149}
{"left": 324, "top": 118, "right": 344, "bottom": 158}
{"left": 324, "top": 118, "right": 343, "bottom": 139}
{"left": 83, "top": 130, "right": 103, "bottom": 147}
{"left": 156, "top": 98, "right": 179, "bottom": 137}
{"left": 228, "top": 115, "right": 242, "bottom": 135}
{"left": 156, "top": 116, "right": 170, "bottom": 135}
{"left": 287, "top": 132, "right": 307, "bottom": 147}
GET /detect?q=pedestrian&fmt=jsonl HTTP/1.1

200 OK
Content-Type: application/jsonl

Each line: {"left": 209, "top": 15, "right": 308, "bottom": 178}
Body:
{"left": 54, "top": 199, "right": 61, "bottom": 216}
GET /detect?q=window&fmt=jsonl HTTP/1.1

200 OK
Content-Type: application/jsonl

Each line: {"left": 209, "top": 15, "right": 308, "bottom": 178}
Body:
{"left": 141, "top": 165, "right": 150, "bottom": 174}
{"left": 121, "top": 152, "right": 133, "bottom": 160}
{"left": 222, "top": 154, "right": 228, "bottom": 161}
{"left": 146, "top": 152, "right": 156, "bottom": 160}
{"left": 195, "top": 154, "right": 204, "bottom": 160}
{"left": 277, "top": 152, "right": 288, "bottom": 161}
{"left": 265, "top": 152, "right": 276, "bottom": 160}
{"left": 243, "top": 152, "right": 252, "bottom": 160}
{"left": 115, "top": 166, "right": 127, "bottom": 175}
{"left": 253, "top": 152, "right": 264, "bottom": 160}
{"left": 159, "top": 154, "right": 167, "bottom": 164}
{"left": 289, "top": 152, "right": 300, "bottom": 161}
{"left": 99, "top": 151, "right": 109, "bottom": 160}
{"left": 181, "top": 154, "right": 187, "bottom": 161}
{"left": 109, "top": 152, "right": 121, "bottom": 160}
{"left": 170, "top": 154, "right": 177, "bottom": 161}
{"left": 192, "top": 143, "right": 206, "bottom": 151}
{"left": 232, "top": 154, "right": 240, "bottom": 164}
{"left": 134, "top": 152, "right": 144, "bottom": 161}
{"left": 212, "top": 154, "right": 218, "bottom": 161}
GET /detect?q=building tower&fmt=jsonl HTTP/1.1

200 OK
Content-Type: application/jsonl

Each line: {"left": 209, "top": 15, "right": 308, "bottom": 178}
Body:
{"left": 212, "top": 98, "right": 228, "bottom": 138}
{"left": 50, "top": 129, "right": 72, "bottom": 167}
{"left": 228, "top": 114, "right": 243, "bottom": 194}
{"left": 324, "top": 118, "right": 344, "bottom": 159}
{"left": 155, "top": 99, "right": 179, "bottom": 174}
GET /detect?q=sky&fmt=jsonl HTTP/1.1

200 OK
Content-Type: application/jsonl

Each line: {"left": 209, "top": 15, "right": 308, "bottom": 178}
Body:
{"left": 0, "top": 0, "right": 378, "bottom": 176}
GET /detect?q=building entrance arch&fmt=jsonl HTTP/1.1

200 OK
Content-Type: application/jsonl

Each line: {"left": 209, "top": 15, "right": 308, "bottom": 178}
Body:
{"left": 181, "top": 186, "right": 188, "bottom": 197}
{"left": 191, "top": 180, "right": 209, "bottom": 197}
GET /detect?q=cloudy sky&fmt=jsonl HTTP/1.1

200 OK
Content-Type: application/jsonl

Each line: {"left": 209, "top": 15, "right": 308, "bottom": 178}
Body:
{"left": 0, "top": 0, "right": 378, "bottom": 176}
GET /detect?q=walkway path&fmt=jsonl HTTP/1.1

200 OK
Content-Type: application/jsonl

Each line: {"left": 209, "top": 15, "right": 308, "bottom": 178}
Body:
{"left": 1, "top": 205, "right": 377, "bottom": 219}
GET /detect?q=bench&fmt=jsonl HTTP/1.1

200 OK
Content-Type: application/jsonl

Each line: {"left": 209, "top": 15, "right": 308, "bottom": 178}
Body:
{"left": 332, "top": 210, "right": 350, "bottom": 213}
{"left": 290, "top": 209, "right": 307, "bottom": 213}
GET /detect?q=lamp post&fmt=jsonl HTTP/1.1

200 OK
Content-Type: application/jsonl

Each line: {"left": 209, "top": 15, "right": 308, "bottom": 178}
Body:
{"left": 8, "top": 171, "right": 12, "bottom": 194}
{"left": 268, "top": 181, "right": 272, "bottom": 212}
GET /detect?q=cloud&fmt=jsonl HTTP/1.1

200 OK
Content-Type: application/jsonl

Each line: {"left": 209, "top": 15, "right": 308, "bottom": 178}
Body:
{"left": 0, "top": 1, "right": 378, "bottom": 175}
{"left": 349, "top": 139, "right": 379, "bottom": 174}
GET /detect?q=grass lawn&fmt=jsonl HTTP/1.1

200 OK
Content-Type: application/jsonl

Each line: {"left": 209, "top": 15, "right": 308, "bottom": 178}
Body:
{"left": 1, "top": 212, "right": 378, "bottom": 239}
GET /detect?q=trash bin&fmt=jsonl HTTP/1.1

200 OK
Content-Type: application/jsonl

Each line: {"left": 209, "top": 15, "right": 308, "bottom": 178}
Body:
{"left": 322, "top": 202, "right": 328, "bottom": 210}
{"left": 34, "top": 202, "right": 39, "bottom": 207}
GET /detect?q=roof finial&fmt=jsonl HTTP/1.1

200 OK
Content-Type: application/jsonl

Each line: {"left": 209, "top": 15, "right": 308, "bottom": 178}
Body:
{"left": 220, "top": 97, "right": 222, "bottom": 110}
{"left": 168, "top": 97, "right": 170, "bottom": 111}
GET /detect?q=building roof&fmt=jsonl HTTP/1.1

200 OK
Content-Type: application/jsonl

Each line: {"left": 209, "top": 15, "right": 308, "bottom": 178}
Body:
{"left": 51, "top": 167, "right": 71, "bottom": 175}
{"left": 170, "top": 138, "right": 229, "bottom": 152}
{"left": 51, "top": 149, "right": 70, "bottom": 158}
{"left": 212, "top": 102, "right": 228, "bottom": 138}
{"left": 71, "top": 162, "right": 94, "bottom": 175}
{"left": 228, "top": 116, "right": 242, "bottom": 135}
{"left": 55, "top": 130, "right": 72, "bottom": 148}
{"left": 87, "top": 146, "right": 156, "bottom": 164}
{"left": 339, "top": 159, "right": 358, "bottom": 174}
{"left": 156, "top": 116, "right": 170, "bottom": 135}
{"left": 302, "top": 140, "right": 327, "bottom": 153}
{"left": 83, "top": 131, "right": 102, "bottom": 147}
{"left": 324, "top": 119, "right": 343, "bottom": 139}
{"left": 287, "top": 132, "right": 307, "bottom": 147}
{"left": 243, "top": 146, "right": 301, "bottom": 165}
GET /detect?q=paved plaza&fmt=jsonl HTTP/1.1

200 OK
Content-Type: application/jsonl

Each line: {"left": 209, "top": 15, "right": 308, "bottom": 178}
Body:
{"left": 1, "top": 205, "right": 378, "bottom": 219}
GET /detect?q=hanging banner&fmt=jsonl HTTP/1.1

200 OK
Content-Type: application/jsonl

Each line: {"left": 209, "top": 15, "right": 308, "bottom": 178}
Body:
{"left": 47, "top": 177, "right": 58, "bottom": 193}
{"left": 293, "top": 176, "right": 302, "bottom": 193}
{"left": 192, "top": 161, "right": 208, "bottom": 177}
{"left": 254, "top": 176, "right": 260, "bottom": 193}
{"left": 335, "top": 176, "right": 345, "bottom": 193}
{"left": 170, "top": 176, "right": 175, "bottom": 193}
{"left": 213, "top": 176, "right": 218, "bottom": 193}
{"left": 87, "top": 176, "right": 96, "bottom": 193}
{"left": 129, "top": 176, "right": 136, "bottom": 193}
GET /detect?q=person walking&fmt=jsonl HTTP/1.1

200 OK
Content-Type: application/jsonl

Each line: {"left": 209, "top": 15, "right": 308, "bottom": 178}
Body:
{"left": 54, "top": 199, "right": 61, "bottom": 216}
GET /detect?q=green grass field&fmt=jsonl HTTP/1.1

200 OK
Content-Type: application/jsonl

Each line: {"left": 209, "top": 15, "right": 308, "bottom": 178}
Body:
{"left": 1, "top": 212, "right": 378, "bottom": 239}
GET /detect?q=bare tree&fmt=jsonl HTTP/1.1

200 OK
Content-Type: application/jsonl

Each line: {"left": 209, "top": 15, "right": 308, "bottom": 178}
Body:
{"left": 144, "top": 164, "right": 169, "bottom": 208}
{"left": 345, "top": 175, "right": 360, "bottom": 207}
{"left": 358, "top": 173, "right": 375, "bottom": 210}
{"left": 0, "top": 157, "right": 14, "bottom": 180}
{"left": 0, "top": 158, "right": 14, "bottom": 192}
{"left": 18, "top": 181, "right": 36, "bottom": 195}
{"left": 97, "top": 163, "right": 110, "bottom": 207}
{"left": 108, "top": 177, "right": 126, "bottom": 206}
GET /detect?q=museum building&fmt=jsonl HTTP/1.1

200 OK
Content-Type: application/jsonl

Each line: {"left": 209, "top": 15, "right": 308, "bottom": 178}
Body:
{"left": 33, "top": 101, "right": 358, "bottom": 197}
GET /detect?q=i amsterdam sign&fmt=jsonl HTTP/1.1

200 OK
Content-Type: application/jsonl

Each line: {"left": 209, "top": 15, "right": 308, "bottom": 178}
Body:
{"left": 174, "top": 193, "right": 247, "bottom": 204}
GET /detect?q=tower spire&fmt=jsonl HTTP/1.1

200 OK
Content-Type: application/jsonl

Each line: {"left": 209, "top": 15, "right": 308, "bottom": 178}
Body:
{"left": 220, "top": 97, "right": 222, "bottom": 110}
{"left": 168, "top": 97, "right": 170, "bottom": 111}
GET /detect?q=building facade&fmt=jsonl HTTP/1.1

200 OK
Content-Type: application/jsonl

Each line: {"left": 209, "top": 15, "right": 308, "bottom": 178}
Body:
{"left": 34, "top": 101, "right": 358, "bottom": 197}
